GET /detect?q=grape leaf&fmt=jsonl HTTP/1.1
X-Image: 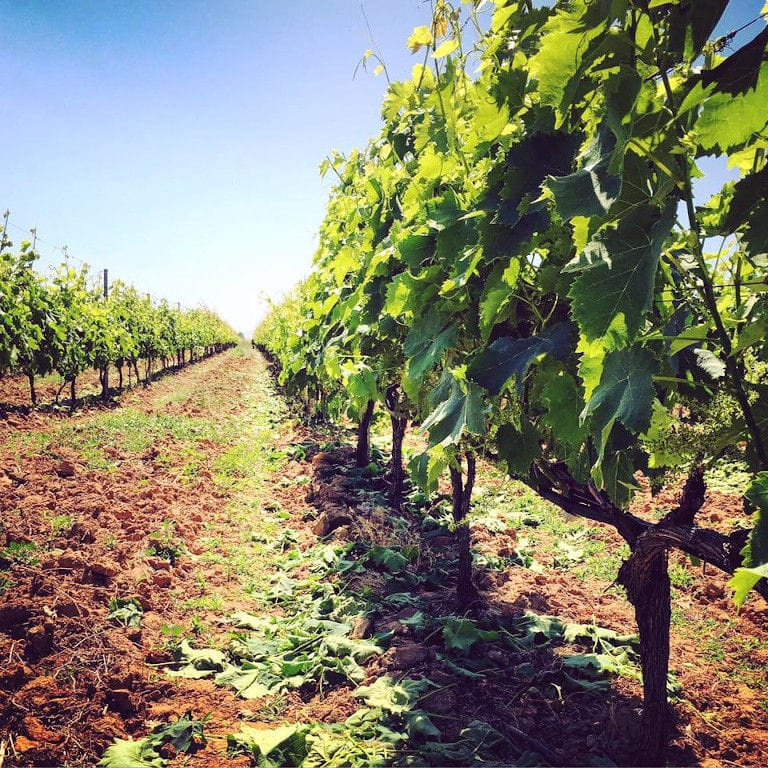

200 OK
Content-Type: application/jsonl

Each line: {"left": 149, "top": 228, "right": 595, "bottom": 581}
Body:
{"left": 354, "top": 676, "right": 423, "bottom": 713}
{"left": 541, "top": 372, "right": 587, "bottom": 446}
{"left": 98, "top": 738, "right": 164, "bottom": 768}
{"left": 467, "top": 323, "right": 574, "bottom": 395}
{"left": 527, "top": 0, "right": 610, "bottom": 115}
{"left": 420, "top": 377, "right": 485, "bottom": 446}
{"left": 547, "top": 123, "right": 620, "bottom": 218}
{"left": 664, "top": 0, "right": 728, "bottom": 61}
{"left": 568, "top": 203, "right": 675, "bottom": 344}
{"left": 700, "top": 27, "right": 768, "bottom": 96}
{"left": 696, "top": 62, "right": 768, "bottom": 154}
{"left": 215, "top": 663, "right": 272, "bottom": 699}
{"left": 404, "top": 314, "right": 457, "bottom": 383}
{"left": 582, "top": 346, "right": 657, "bottom": 459}
{"left": 228, "top": 724, "right": 310, "bottom": 764}
{"left": 741, "top": 472, "right": 768, "bottom": 568}
{"left": 722, "top": 167, "right": 768, "bottom": 232}
{"left": 729, "top": 563, "right": 768, "bottom": 608}
{"left": 497, "top": 418, "right": 541, "bottom": 476}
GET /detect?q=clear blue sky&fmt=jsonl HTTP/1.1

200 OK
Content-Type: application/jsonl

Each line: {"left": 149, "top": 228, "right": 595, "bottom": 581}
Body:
{"left": 1, "top": 0, "right": 450, "bottom": 333}
{"left": 1, "top": 1, "right": 763, "bottom": 334}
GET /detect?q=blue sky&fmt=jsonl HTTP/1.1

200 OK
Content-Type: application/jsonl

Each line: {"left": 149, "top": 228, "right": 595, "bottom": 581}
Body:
{"left": 1, "top": 1, "right": 763, "bottom": 334}
{"left": 1, "top": 0, "right": 449, "bottom": 333}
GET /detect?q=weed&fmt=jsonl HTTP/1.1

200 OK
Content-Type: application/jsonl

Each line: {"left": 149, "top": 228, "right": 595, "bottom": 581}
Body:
{"left": 181, "top": 595, "right": 223, "bottom": 612}
{"left": 253, "top": 694, "right": 288, "bottom": 721}
{"left": 49, "top": 513, "right": 74, "bottom": 535}
{"left": 669, "top": 563, "right": 694, "bottom": 589}
{"left": 147, "top": 521, "right": 184, "bottom": 564}
{"left": 107, "top": 597, "right": 143, "bottom": 627}
{"left": 0, "top": 541, "right": 39, "bottom": 566}
{"left": 190, "top": 615, "right": 209, "bottom": 636}
{"left": 160, "top": 624, "right": 186, "bottom": 639}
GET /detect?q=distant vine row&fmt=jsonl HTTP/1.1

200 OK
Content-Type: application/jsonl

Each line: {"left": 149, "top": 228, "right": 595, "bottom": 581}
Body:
{"left": 0, "top": 233, "right": 239, "bottom": 407}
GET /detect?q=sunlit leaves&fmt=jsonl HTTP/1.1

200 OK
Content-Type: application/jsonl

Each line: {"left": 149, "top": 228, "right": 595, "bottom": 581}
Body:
{"left": 568, "top": 203, "right": 676, "bottom": 345}
{"left": 433, "top": 39, "right": 459, "bottom": 59}
{"left": 269, "top": 0, "right": 768, "bottom": 583}
{"left": 527, "top": 0, "right": 611, "bottom": 121}
{"left": 695, "top": 62, "right": 768, "bottom": 154}
{"left": 407, "top": 25, "right": 433, "bottom": 54}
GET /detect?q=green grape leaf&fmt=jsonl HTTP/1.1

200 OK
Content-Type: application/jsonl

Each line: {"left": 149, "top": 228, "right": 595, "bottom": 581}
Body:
{"left": 743, "top": 200, "right": 768, "bottom": 258}
{"left": 398, "top": 233, "right": 435, "bottom": 269}
{"left": 594, "top": 446, "right": 643, "bottom": 508}
{"left": 741, "top": 473, "right": 768, "bottom": 568}
{"left": 408, "top": 444, "right": 449, "bottom": 493}
{"left": 696, "top": 62, "right": 768, "bottom": 154}
{"left": 420, "top": 378, "right": 485, "bottom": 446}
{"left": 406, "top": 711, "right": 441, "bottom": 740}
{"left": 166, "top": 640, "right": 227, "bottom": 679}
{"left": 484, "top": 131, "right": 581, "bottom": 254}
{"left": 541, "top": 372, "right": 587, "bottom": 446}
{"left": 497, "top": 418, "right": 541, "bottom": 476}
{"left": 467, "top": 323, "right": 574, "bottom": 396}
{"left": 722, "top": 167, "right": 768, "bottom": 232}
{"left": 582, "top": 346, "right": 657, "bottom": 459}
{"left": 527, "top": 0, "right": 609, "bottom": 115}
{"left": 146, "top": 714, "right": 206, "bottom": 755}
{"left": 98, "top": 738, "right": 163, "bottom": 768}
{"left": 604, "top": 66, "right": 642, "bottom": 144}
{"left": 729, "top": 563, "right": 768, "bottom": 608}
{"left": 442, "top": 618, "right": 481, "bottom": 654}
{"left": 568, "top": 203, "right": 675, "bottom": 344}
{"left": 665, "top": 0, "right": 728, "bottom": 61}
{"left": 404, "top": 315, "right": 457, "bottom": 384}
{"left": 547, "top": 123, "right": 620, "bottom": 218}
{"left": 700, "top": 27, "right": 768, "bottom": 96}
{"left": 227, "top": 724, "right": 310, "bottom": 764}
{"left": 215, "top": 663, "right": 272, "bottom": 699}
{"left": 354, "top": 675, "right": 422, "bottom": 713}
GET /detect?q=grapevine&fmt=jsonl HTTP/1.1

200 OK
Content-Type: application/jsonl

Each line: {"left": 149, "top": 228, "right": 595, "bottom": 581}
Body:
{"left": 257, "top": 1, "right": 768, "bottom": 763}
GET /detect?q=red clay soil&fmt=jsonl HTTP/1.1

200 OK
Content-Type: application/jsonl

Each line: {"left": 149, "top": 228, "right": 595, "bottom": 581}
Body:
{"left": 0, "top": 350, "right": 766, "bottom": 768}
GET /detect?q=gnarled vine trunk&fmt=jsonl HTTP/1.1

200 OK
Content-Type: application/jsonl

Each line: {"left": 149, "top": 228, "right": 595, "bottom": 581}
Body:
{"left": 530, "top": 461, "right": 768, "bottom": 766}
{"left": 386, "top": 386, "right": 407, "bottom": 509}
{"left": 619, "top": 549, "right": 671, "bottom": 767}
{"left": 355, "top": 399, "right": 375, "bottom": 468}
{"left": 100, "top": 366, "right": 109, "bottom": 401}
{"left": 390, "top": 413, "right": 407, "bottom": 508}
{"left": 449, "top": 450, "right": 477, "bottom": 609}
{"left": 27, "top": 372, "right": 36, "bottom": 406}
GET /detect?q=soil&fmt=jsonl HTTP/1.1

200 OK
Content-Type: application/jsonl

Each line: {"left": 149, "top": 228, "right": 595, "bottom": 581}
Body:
{"left": 0, "top": 350, "right": 766, "bottom": 768}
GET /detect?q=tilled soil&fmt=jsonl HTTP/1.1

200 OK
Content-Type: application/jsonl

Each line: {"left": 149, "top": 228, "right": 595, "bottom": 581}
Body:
{"left": 0, "top": 350, "right": 766, "bottom": 767}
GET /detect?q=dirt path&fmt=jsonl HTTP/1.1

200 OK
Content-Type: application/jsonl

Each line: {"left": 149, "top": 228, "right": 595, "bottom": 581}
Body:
{"left": 1, "top": 349, "right": 767, "bottom": 768}
{"left": 0, "top": 349, "right": 308, "bottom": 767}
